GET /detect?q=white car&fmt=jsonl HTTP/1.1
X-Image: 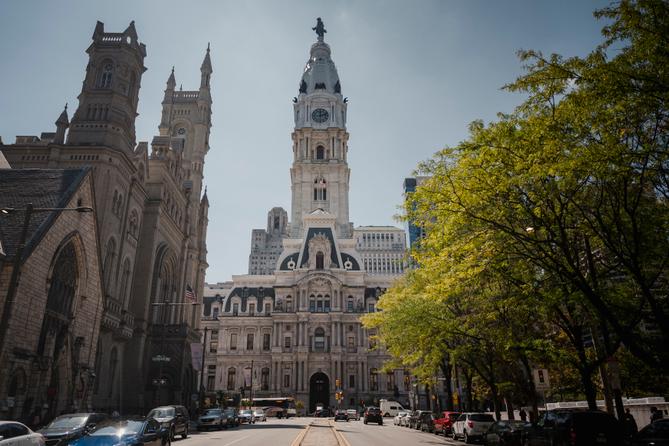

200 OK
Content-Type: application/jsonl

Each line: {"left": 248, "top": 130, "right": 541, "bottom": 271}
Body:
{"left": 0, "top": 421, "right": 45, "bottom": 446}
{"left": 253, "top": 409, "right": 266, "bottom": 422}
{"left": 238, "top": 410, "right": 256, "bottom": 424}
{"left": 393, "top": 411, "right": 409, "bottom": 425}
{"left": 451, "top": 413, "right": 495, "bottom": 443}
{"left": 346, "top": 409, "right": 360, "bottom": 421}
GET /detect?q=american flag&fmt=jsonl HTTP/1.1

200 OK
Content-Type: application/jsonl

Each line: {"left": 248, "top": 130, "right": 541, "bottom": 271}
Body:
{"left": 185, "top": 284, "right": 196, "bottom": 303}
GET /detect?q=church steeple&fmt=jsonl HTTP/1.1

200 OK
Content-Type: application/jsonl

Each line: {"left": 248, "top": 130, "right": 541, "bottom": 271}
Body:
{"left": 200, "top": 43, "right": 212, "bottom": 90}
{"left": 54, "top": 104, "right": 69, "bottom": 144}
{"left": 289, "top": 19, "right": 351, "bottom": 238}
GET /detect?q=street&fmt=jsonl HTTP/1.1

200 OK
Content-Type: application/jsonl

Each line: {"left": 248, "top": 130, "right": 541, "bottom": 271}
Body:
{"left": 184, "top": 418, "right": 470, "bottom": 446}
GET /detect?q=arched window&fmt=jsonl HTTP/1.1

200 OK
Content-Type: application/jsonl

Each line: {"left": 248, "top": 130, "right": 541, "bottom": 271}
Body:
{"left": 316, "top": 145, "right": 325, "bottom": 160}
{"left": 324, "top": 294, "right": 331, "bottom": 312}
{"left": 103, "top": 238, "right": 117, "bottom": 295}
{"left": 227, "top": 367, "right": 236, "bottom": 390}
{"left": 316, "top": 294, "right": 323, "bottom": 312}
{"left": 316, "top": 251, "right": 324, "bottom": 270}
{"left": 370, "top": 368, "right": 378, "bottom": 391}
{"left": 119, "top": 258, "right": 131, "bottom": 308}
{"left": 261, "top": 368, "right": 270, "bottom": 391}
{"left": 108, "top": 347, "right": 118, "bottom": 397}
{"left": 309, "top": 295, "right": 316, "bottom": 312}
{"left": 313, "top": 178, "right": 327, "bottom": 201}
{"left": 347, "top": 296, "right": 354, "bottom": 312}
{"left": 286, "top": 295, "right": 293, "bottom": 312}
{"left": 99, "top": 60, "right": 114, "bottom": 89}
{"left": 314, "top": 327, "right": 325, "bottom": 352}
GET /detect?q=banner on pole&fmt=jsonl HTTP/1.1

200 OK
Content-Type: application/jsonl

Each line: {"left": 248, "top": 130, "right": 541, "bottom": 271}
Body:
{"left": 190, "top": 343, "right": 203, "bottom": 371}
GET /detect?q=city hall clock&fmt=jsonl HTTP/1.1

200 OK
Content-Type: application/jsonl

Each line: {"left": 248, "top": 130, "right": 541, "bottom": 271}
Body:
{"left": 311, "top": 108, "right": 329, "bottom": 123}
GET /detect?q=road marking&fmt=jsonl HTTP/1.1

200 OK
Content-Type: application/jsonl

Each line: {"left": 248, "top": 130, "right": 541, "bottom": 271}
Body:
{"left": 329, "top": 420, "right": 352, "bottom": 446}
{"left": 220, "top": 435, "right": 250, "bottom": 446}
{"left": 289, "top": 423, "right": 311, "bottom": 446}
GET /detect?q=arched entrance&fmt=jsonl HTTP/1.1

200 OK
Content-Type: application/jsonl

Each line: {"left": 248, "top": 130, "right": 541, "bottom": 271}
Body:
{"left": 309, "top": 372, "right": 330, "bottom": 414}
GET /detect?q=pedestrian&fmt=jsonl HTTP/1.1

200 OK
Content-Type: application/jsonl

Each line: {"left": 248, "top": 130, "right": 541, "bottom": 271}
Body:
{"left": 623, "top": 409, "right": 637, "bottom": 437}
{"left": 651, "top": 407, "right": 664, "bottom": 422}
{"left": 519, "top": 408, "right": 527, "bottom": 422}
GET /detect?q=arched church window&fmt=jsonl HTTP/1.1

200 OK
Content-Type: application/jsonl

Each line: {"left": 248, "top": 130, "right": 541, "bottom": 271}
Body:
{"left": 316, "top": 145, "right": 325, "bottom": 160}
{"left": 99, "top": 60, "right": 114, "bottom": 89}
{"left": 316, "top": 251, "right": 324, "bottom": 270}
{"left": 314, "top": 327, "right": 325, "bottom": 352}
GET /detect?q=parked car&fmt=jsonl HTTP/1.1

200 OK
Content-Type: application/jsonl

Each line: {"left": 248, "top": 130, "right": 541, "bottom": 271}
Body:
{"left": 631, "top": 419, "right": 669, "bottom": 446}
{"left": 434, "top": 411, "right": 461, "bottom": 436}
{"left": 314, "top": 409, "right": 331, "bottom": 418}
{"left": 252, "top": 409, "right": 266, "bottom": 422}
{"left": 394, "top": 411, "right": 409, "bottom": 426}
{"left": 238, "top": 410, "right": 256, "bottom": 424}
{"left": 222, "top": 408, "right": 239, "bottom": 428}
{"left": 452, "top": 413, "right": 495, "bottom": 444}
{"left": 39, "top": 413, "right": 108, "bottom": 446}
{"left": 197, "top": 408, "right": 225, "bottom": 431}
{"left": 346, "top": 409, "right": 360, "bottom": 421}
{"left": 379, "top": 400, "right": 406, "bottom": 418}
{"left": 147, "top": 406, "right": 189, "bottom": 440}
{"left": 70, "top": 418, "right": 169, "bottom": 446}
{"left": 334, "top": 410, "right": 349, "bottom": 422}
{"left": 363, "top": 407, "right": 383, "bottom": 425}
{"left": 483, "top": 420, "right": 527, "bottom": 446}
{"left": 419, "top": 412, "right": 438, "bottom": 433}
{"left": 408, "top": 410, "right": 426, "bottom": 430}
{"left": 399, "top": 412, "right": 412, "bottom": 427}
{"left": 522, "top": 409, "right": 624, "bottom": 446}
{"left": 0, "top": 421, "right": 45, "bottom": 446}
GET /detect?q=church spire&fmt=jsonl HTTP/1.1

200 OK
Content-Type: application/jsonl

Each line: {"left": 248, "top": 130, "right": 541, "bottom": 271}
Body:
{"left": 200, "top": 43, "right": 212, "bottom": 90}
{"left": 54, "top": 103, "right": 69, "bottom": 144}
{"left": 167, "top": 66, "right": 176, "bottom": 89}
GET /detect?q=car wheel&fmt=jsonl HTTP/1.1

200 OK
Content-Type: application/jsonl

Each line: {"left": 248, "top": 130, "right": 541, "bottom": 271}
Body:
{"left": 181, "top": 426, "right": 188, "bottom": 439}
{"left": 464, "top": 431, "right": 471, "bottom": 444}
{"left": 452, "top": 431, "right": 458, "bottom": 440}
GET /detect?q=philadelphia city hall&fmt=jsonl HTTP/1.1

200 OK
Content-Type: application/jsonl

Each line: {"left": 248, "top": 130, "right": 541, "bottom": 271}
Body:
{"left": 202, "top": 20, "right": 409, "bottom": 413}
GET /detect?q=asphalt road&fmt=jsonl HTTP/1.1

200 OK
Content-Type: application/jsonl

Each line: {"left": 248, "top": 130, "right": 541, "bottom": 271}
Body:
{"left": 182, "top": 417, "right": 470, "bottom": 446}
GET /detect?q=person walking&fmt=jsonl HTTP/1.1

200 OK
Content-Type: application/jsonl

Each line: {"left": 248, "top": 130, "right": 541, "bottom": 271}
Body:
{"left": 519, "top": 408, "right": 527, "bottom": 422}
{"left": 623, "top": 409, "right": 637, "bottom": 437}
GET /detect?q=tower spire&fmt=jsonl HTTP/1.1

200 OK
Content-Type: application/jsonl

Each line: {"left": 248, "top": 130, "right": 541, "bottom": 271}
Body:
{"left": 166, "top": 66, "right": 176, "bottom": 89}
{"left": 54, "top": 103, "right": 69, "bottom": 144}
{"left": 200, "top": 43, "right": 212, "bottom": 90}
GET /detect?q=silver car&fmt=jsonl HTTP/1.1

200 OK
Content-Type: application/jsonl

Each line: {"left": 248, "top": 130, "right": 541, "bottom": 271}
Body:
{"left": 197, "top": 408, "right": 225, "bottom": 430}
{"left": 252, "top": 409, "right": 266, "bottom": 422}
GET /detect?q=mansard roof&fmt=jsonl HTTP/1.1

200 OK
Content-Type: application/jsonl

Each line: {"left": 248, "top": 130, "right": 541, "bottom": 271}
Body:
{"left": 299, "top": 226, "right": 340, "bottom": 269}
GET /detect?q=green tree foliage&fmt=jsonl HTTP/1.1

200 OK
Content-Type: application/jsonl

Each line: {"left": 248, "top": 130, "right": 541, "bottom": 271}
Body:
{"left": 363, "top": 0, "right": 669, "bottom": 411}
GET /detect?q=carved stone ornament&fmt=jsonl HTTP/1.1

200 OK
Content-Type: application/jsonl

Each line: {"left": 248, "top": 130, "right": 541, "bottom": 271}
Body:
{"left": 308, "top": 233, "right": 332, "bottom": 270}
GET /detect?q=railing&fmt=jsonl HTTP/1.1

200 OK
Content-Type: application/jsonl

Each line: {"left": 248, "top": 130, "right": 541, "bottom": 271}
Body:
{"left": 100, "top": 34, "right": 124, "bottom": 43}
{"left": 174, "top": 91, "right": 199, "bottom": 100}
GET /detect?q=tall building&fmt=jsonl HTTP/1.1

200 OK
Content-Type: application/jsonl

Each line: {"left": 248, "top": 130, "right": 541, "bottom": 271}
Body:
{"left": 0, "top": 21, "right": 211, "bottom": 416}
{"left": 403, "top": 177, "right": 428, "bottom": 249}
{"left": 201, "top": 20, "right": 409, "bottom": 413}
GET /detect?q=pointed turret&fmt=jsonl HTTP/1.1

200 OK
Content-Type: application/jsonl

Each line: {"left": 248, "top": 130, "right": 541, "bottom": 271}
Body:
{"left": 54, "top": 104, "right": 69, "bottom": 144}
{"left": 167, "top": 66, "right": 176, "bottom": 89}
{"left": 200, "top": 43, "right": 212, "bottom": 90}
{"left": 124, "top": 20, "right": 138, "bottom": 43}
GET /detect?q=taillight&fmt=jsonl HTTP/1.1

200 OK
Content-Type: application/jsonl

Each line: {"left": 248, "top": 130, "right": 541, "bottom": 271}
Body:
{"left": 569, "top": 427, "right": 577, "bottom": 446}
{"left": 467, "top": 420, "right": 474, "bottom": 428}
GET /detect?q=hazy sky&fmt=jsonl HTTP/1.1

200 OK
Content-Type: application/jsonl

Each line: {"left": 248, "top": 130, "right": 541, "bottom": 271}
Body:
{"left": 0, "top": 0, "right": 609, "bottom": 282}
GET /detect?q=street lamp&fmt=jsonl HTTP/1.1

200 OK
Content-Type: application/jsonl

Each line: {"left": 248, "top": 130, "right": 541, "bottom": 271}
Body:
{"left": 0, "top": 203, "right": 94, "bottom": 358}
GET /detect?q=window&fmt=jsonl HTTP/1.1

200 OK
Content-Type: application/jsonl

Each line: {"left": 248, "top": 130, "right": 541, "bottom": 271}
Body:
{"left": 284, "top": 374, "right": 291, "bottom": 388}
{"left": 286, "top": 296, "right": 293, "bottom": 312}
{"left": 284, "top": 336, "right": 291, "bottom": 349}
{"left": 309, "top": 295, "right": 316, "bottom": 312}
{"left": 316, "top": 145, "right": 325, "bottom": 160}
{"left": 249, "top": 304, "right": 255, "bottom": 315}
{"left": 316, "top": 252, "right": 324, "bottom": 270}
{"left": 261, "top": 368, "right": 270, "bottom": 391}
{"left": 212, "top": 307, "right": 219, "bottom": 318}
{"left": 263, "top": 333, "right": 271, "bottom": 351}
{"left": 233, "top": 303, "right": 239, "bottom": 316}
{"left": 230, "top": 333, "right": 237, "bottom": 350}
{"left": 314, "top": 328, "right": 325, "bottom": 352}
{"left": 207, "top": 365, "right": 216, "bottom": 391}
{"left": 227, "top": 367, "right": 236, "bottom": 390}
{"left": 247, "top": 333, "right": 254, "bottom": 350}
{"left": 313, "top": 178, "right": 327, "bottom": 201}
{"left": 324, "top": 295, "right": 331, "bottom": 312}
{"left": 387, "top": 372, "right": 395, "bottom": 391}
{"left": 99, "top": 61, "right": 114, "bottom": 89}
{"left": 368, "top": 303, "right": 375, "bottom": 313}
{"left": 370, "top": 368, "right": 378, "bottom": 391}
{"left": 210, "top": 330, "right": 218, "bottom": 353}
{"left": 349, "top": 375, "right": 355, "bottom": 389}
{"left": 347, "top": 336, "right": 355, "bottom": 351}
{"left": 347, "top": 296, "right": 354, "bottom": 312}
{"left": 264, "top": 303, "right": 271, "bottom": 315}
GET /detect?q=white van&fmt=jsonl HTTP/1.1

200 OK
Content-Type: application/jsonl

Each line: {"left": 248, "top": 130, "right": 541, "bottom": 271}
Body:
{"left": 379, "top": 399, "right": 406, "bottom": 417}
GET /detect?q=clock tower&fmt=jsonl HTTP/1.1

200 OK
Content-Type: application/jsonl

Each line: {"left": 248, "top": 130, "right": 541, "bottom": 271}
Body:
{"left": 290, "top": 19, "right": 351, "bottom": 238}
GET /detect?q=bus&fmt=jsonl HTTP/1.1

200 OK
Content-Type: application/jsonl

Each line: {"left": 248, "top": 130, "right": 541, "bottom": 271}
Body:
{"left": 250, "top": 397, "right": 297, "bottom": 418}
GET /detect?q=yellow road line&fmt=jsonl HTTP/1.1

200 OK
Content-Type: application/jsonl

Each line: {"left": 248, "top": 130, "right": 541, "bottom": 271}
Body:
{"left": 329, "top": 420, "right": 352, "bottom": 446}
{"left": 290, "top": 422, "right": 311, "bottom": 446}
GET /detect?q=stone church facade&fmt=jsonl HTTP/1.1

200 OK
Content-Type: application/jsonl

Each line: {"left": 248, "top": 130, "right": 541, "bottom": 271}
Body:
{"left": 1, "top": 21, "right": 211, "bottom": 415}
{"left": 201, "top": 22, "right": 409, "bottom": 413}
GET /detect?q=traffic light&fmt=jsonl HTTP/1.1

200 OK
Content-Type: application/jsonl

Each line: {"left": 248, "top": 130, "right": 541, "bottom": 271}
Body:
{"left": 335, "top": 378, "right": 341, "bottom": 388}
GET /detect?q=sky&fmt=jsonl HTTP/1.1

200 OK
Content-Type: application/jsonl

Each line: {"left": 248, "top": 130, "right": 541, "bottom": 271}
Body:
{"left": 0, "top": 0, "right": 610, "bottom": 282}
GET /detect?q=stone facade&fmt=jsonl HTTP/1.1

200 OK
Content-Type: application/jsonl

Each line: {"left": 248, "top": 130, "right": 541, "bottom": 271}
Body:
{"left": 0, "top": 169, "right": 103, "bottom": 422}
{"left": 0, "top": 21, "right": 211, "bottom": 415}
{"left": 201, "top": 22, "right": 410, "bottom": 414}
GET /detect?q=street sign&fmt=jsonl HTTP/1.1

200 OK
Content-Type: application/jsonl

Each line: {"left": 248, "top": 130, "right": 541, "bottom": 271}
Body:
{"left": 533, "top": 368, "right": 550, "bottom": 391}
{"left": 152, "top": 355, "right": 171, "bottom": 362}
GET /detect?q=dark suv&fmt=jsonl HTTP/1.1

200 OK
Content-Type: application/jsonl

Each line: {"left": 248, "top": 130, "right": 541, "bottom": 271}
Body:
{"left": 419, "top": 412, "right": 438, "bottom": 433}
{"left": 523, "top": 409, "right": 624, "bottom": 446}
{"left": 39, "top": 413, "right": 108, "bottom": 446}
{"left": 364, "top": 407, "right": 383, "bottom": 425}
{"left": 147, "top": 405, "right": 189, "bottom": 440}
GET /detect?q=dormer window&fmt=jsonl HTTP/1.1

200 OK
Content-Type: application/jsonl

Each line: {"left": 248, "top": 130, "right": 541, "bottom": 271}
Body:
{"left": 316, "top": 251, "right": 324, "bottom": 270}
{"left": 99, "top": 61, "right": 114, "bottom": 89}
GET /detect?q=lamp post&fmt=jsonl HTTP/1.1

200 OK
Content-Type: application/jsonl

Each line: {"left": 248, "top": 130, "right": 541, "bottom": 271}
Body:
{"left": 0, "top": 203, "right": 93, "bottom": 359}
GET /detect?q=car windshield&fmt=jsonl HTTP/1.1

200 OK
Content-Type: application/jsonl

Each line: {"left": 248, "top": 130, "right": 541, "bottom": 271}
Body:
{"left": 148, "top": 408, "right": 175, "bottom": 418}
{"left": 471, "top": 414, "right": 495, "bottom": 422}
{"left": 398, "top": 412, "right": 408, "bottom": 416}
{"left": 47, "top": 416, "right": 88, "bottom": 429}
{"left": 202, "top": 409, "right": 221, "bottom": 416}
{"left": 240, "top": 410, "right": 253, "bottom": 415}
{"left": 91, "top": 421, "right": 144, "bottom": 436}
{"left": 223, "top": 409, "right": 236, "bottom": 416}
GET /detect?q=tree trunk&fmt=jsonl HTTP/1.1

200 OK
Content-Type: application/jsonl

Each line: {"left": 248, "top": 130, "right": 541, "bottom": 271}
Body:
{"left": 440, "top": 354, "right": 454, "bottom": 411}
{"left": 506, "top": 398, "right": 515, "bottom": 420}
{"left": 579, "top": 365, "right": 598, "bottom": 410}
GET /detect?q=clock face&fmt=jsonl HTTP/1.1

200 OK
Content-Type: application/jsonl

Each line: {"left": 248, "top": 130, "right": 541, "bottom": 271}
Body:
{"left": 311, "top": 108, "right": 329, "bottom": 123}
{"left": 177, "top": 127, "right": 186, "bottom": 135}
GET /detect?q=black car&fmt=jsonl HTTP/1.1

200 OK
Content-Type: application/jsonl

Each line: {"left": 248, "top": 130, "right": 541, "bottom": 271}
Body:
{"left": 631, "top": 419, "right": 669, "bottom": 446}
{"left": 146, "top": 406, "right": 189, "bottom": 440}
{"left": 222, "top": 408, "right": 240, "bottom": 428}
{"left": 363, "top": 407, "right": 383, "bottom": 425}
{"left": 334, "top": 410, "right": 349, "bottom": 422}
{"left": 484, "top": 420, "right": 527, "bottom": 446}
{"left": 39, "top": 413, "right": 109, "bottom": 446}
{"left": 522, "top": 409, "right": 624, "bottom": 446}
{"left": 314, "top": 408, "right": 331, "bottom": 418}
{"left": 409, "top": 410, "right": 427, "bottom": 430}
{"left": 419, "top": 413, "right": 437, "bottom": 433}
{"left": 70, "top": 418, "right": 170, "bottom": 446}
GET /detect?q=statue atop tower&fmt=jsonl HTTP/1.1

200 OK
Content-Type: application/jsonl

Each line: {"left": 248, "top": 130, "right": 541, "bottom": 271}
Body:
{"left": 312, "top": 17, "right": 326, "bottom": 42}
